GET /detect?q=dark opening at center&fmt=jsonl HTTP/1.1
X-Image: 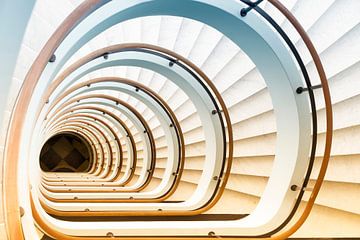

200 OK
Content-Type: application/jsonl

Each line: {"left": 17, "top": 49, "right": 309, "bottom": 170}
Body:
{"left": 40, "top": 133, "right": 92, "bottom": 172}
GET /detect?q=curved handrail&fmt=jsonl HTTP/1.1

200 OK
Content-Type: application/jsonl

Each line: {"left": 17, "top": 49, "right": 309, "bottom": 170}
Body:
{"left": 3, "top": 1, "right": 108, "bottom": 237}
{"left": 46, "top": 105, "right": 137, "bottom": 185}
{"left": 45, "top": 115, "right": 121, "bottom": 179}
{"left": 4, "top": 0, "right": 331, "bottom": 238}
{"left": 38, "top": 47, "right": 231, "bottom": 213}
{"left": 43, "top": 79, "right": 179, "bottom": 192}
{"left": 41, "top": 123, "right": 107, "bottom": 181}
{"left": 263, "top": 0, "right": 332, "bottom": 238}
{"left": 43, "top": 95, "right": 152, "bottom": 184}
{"left": 42, "top": 111, "right": 183, "bottom": 202}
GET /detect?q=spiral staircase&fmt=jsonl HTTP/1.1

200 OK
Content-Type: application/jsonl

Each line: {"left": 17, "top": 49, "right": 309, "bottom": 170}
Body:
{"left": 0, "top": 0, "right": 359, "bottom": 239}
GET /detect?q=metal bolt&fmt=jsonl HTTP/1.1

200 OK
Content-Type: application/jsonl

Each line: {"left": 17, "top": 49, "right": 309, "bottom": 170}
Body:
{"left": 296, "top": 87, "right": 304, "bottom": 94}
{"left": 291, "top": 185, "right": 298, "bottom": 191}
{"left": 240, "top": 8, "right": 248, "bottom": 17}
{"left": 49, "top": 54, "right": 56, "bottom": 63}
{"left": 240, "top": 0, "right": 263, "bottom": 17}
{"left": 169, "top": 59, "right": 178, "bottom": 67}
{"left": 19, "top": 207, "right": 25, "bottom": 217}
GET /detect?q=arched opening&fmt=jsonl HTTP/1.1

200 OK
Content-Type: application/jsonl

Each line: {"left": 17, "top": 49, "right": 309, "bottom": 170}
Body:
{"left": 39, "top": 133, "right": 92, "bottom": 172}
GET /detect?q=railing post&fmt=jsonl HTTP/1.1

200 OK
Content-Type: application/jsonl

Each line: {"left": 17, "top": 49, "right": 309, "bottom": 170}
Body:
{"left": 240, "top": 0, "right": 264, "bottom": 17}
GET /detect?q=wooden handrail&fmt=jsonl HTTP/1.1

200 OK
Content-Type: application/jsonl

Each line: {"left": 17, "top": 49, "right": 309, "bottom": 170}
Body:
{"left": 48, "top": 114, "right": 122, "bottom": 178}
{"left": 50, "top": 119, "right": 113, "bottom": 176}
{"left": 43, "top": 96, "right": 154, "bottom": 183}
{"left": 44, "top": 97, "right": 146, "bottom": 179}
{"left": 37, "top": 65, "right": 231, "bottom": 216}
{"left": 42, "top": 126, "right": 104, "bottom": 180}
{"left": 46, "top": 113, "right": 155, "bottom": 192}
{"left": 3, "top": 1, "right": 108, "bottom": 238}
{"left": 6, "top": 0, "right": 331, "bottom": 238}
{"left": 261, "top": 0, "right": 332, "bottom": 238}
{"left": 42, "top": 119, "right": 183, "bottom": 202}
{"left": 42, "top": 78, "right": 184, "bottom": 192}
{"left": 46, "top": 105, "right": 137, "bottom": 185}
